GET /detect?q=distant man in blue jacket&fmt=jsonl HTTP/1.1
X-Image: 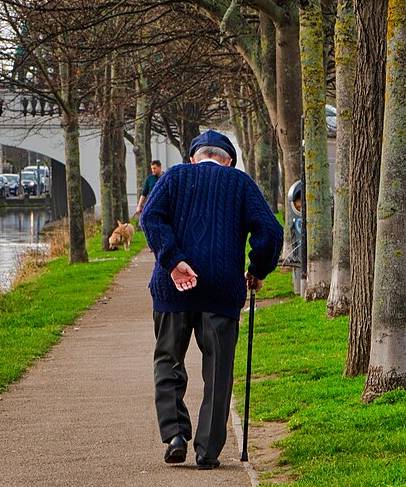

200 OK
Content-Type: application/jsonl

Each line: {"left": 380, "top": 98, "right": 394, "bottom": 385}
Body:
{"left": 141, "top": 130, "right": 283, "bottom": 470}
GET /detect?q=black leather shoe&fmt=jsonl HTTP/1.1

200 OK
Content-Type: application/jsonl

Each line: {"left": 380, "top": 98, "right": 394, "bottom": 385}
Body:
{"left": 164, "top": 435, "right": 187, "bottom": 464}
{"left": 196, "top": 454, "right": 220, "bottom": 470}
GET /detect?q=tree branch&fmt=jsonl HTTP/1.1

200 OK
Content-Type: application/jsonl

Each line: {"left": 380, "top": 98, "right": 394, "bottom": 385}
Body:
{"left": 124, "top": 130, "right": 135, "bottom": 145}
{"left": 247, "top": 0, "right": 289, "bottom": 26}
{"left": 160, "top": 114, "right": 181, "bottom": 153}
{"left": 191, "top": 0, "right": 256, "bottom": 56}
{"left": 220, "top": 0, "right": 241, "bottom": 43}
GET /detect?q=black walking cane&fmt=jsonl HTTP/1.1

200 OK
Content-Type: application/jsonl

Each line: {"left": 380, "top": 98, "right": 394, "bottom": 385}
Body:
{"left": 241, "top": 288, "right": 256, "bottom": 462}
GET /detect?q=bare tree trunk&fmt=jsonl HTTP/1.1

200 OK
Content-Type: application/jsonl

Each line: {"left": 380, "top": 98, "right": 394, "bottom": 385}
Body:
{"left": 99, "top": 119, "right": 114, "bottom": 249}
{"left": 59, "top": 60, "right": 88, "bottom": 264}
{"left": 196, "top": 0, "right": 301, "bottom": 251}
{"left": 247, "top": 7, "right": 302, "bottom": 254}
{"left": 362, "top": 0, "right": 406, "bottom": 401}
{"left": 276, "top": 19, "right": 303, "bottom": 259}
{"left": 270, "top": 139, "right": 280, "bottom": 213}
{"left": 111, "top": 56, "right": 127, "bottom": 223}
{"left": 245, "top": 106, "right": 257, "bottom": 179}
{"left": 113, "top": 113, "right": 129, "bottom": 222}
{"left": 118, "top": 136, "right": 129, "bottom": 222}
{"left": 99, "top": 58, "right": 114, "bottom": 251}
{"left": 345, "top": 0, "right": 388, "bottom": 376}
{"left": 177, "top": 102, "right": 200, "bottom": 161}
{"left": 112, "top": 126, "right": 123, "bottom": 224}
{"left": 253, "top": 96, "right": 278, "bottom": 211}
{"left": 226, "top": 89, "right": 249, "bottom": 173}
{"left": 327, "top": 0, "right": 356, "bottom": 316}
{"left": 300, "top": 0, "right": 332, "bottom": 299}
{"left": 134, "top": 78, "right": 152, "bottom": 199}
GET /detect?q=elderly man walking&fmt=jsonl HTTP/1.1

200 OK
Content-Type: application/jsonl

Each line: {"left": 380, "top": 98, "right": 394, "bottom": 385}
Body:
{"left": 141, "top": 129, "right": 283, "bottom": 470}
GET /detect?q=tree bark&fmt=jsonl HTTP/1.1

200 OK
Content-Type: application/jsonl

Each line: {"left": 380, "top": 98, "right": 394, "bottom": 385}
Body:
{"left": 362, "top": 0, "right": 406, "bottom": 402}
{"left": 177, "top": 102, "right": 200, "bottom": 162}
{"left": 226, "top": 89, "right": 249, "bottom": 173}
{"left": 118, "top": 135, "right": 129, "bottom": 222}
{"left": 327, "top": 0, "right": 356, "bottom": 317}
{"left": 300, "top": 0, "right": 332, "bottom": 300}
{"left": 114, "top": 118, "right": 129, "bottom": 222}
{"left": 276, "top": 17, "right": 303, "bottom": 259}
{"left": 112, "top": 125, "right": 124, "bottom": 224}
{"left": 99, "top": 58, "right": 114, "bottom": 251}
{"left": 345, "top": 0, "right": 388, "bottom": 376}
{"left": 195, "top": 0, "right": 301, "bottom": 253}
{"left": 246, "top": 107, "right": 257, "bottom": 179}
{"left": 111, "top": 56, "right": 128, "bottom": 223}
{"left": 99, "top": 118, "right": 114, "bottom": 249}
{"left": 253, "top": 96, "right": 278, "bottom": 211}
{"left": 134, "top": 77, "right": 152, "bottom": 199}
{"left": 59, "top": 60, "right": 88, "bottom": 264}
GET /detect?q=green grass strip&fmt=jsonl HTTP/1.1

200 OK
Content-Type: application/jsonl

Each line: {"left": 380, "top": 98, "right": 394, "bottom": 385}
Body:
{"left": 0, "top": 230, "right": 146, "bottom": 392}
{"left": 234, "top": 281, "right": 406, "bottom": 485}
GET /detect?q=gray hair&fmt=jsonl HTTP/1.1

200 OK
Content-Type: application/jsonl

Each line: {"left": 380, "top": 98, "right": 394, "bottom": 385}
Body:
{"left": 194, "top": 146, "right": 231, "bottom": 161}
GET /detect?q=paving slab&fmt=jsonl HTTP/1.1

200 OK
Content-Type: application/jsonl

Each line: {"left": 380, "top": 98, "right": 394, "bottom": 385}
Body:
{"left": 0, "top": 250, "right": 251, "bottom": 487}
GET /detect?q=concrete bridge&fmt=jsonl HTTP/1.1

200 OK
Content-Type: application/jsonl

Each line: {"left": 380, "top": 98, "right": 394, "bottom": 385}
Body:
{"left": 0, "top": 89, "right": 182, "bottom": 217}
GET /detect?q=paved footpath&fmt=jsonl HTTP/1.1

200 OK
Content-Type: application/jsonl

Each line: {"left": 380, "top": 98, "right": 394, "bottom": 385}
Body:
{"left": 0, "top": 250, "right": 251, "bottom": 487}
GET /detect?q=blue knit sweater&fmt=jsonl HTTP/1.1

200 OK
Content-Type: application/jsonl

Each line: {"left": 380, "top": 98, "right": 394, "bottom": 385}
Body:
{"left": 141, "top": 161, "right": 283, "bottom": 320}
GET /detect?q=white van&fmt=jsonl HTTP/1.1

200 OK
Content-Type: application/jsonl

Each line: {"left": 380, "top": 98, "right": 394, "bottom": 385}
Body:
{"left": 23, "top": 165, "right": 50, "bottom": 194}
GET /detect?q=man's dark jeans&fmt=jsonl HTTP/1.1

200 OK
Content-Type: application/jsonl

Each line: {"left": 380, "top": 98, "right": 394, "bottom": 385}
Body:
{"left": 153, "top": 311, "right": 238, "bottom": 460}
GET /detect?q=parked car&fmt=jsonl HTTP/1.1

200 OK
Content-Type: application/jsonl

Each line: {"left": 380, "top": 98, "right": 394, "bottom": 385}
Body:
{"left": 0, "top": 175, "right": 10, "bottom": 199}
{"left": 326, "top": 104, "right": 337, "bottom": 138}
{"left": 20, "top": 170, "right": 38, "bottom": 196}
{"left": 2, "top": 173, "right": 20, "bottom": 196}
{"left": 23, "top": 165, "right": 50, "bottom": 194}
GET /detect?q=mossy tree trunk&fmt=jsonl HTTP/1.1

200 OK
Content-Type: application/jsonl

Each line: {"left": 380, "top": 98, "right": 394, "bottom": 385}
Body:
{"left": 327, "top": 0, "right": 356, "bottom": 317}
{"left": 345, "top": 0, "right": 388, "bottom": 376}
{"left": 134, "top": 76, "right": 152, "bottom": 199}
{"left": 111, "top": 56, "right": 128, "bottom": 223}
{"left": 59, "top": 60, "right": 88, "bottom": 264}
{"left": 253, "top": 7, "right": 302, "bottom": 257}
{"left": 98, "top": 57, "right": 115, "bottom": 251}
{"left": 253, "top": 95, "right": 278, "bottom": 212}
{"left": 246, "top": 107, "right": 257, "bottom": 179}
{"left": 300, "top": 0, "right": 332, "bottom": 300}
{"left": 198, "top": 0, "right": 301, "bottom": 255}
{"left": 362, "top": 0, "right": 406, "bottom": 402}
{"left": 275, "top": 15, "right": 303, "bottom": 260}
{"left": 226, "top": 87, "right": 251, "bottom": 174}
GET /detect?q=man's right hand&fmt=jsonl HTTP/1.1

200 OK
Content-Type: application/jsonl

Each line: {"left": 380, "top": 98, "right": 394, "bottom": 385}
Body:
{"left": 245, "top": 271, "right": 263, "bottom": 292}
{"left": 135, "top": 205, "right": 142, "bottom": 216}
{"left": 171, "top": 261, "right": 198, "bottom": 292}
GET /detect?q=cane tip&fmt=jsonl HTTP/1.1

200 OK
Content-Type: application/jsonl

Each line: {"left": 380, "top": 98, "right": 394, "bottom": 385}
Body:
{"left": 240, "top": 452, "right": 248, "bottom": 462}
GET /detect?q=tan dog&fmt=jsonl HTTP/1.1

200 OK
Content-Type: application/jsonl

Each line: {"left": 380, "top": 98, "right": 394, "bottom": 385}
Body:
{"left": 109, "top": 220, "right": 135, "bottom": 251}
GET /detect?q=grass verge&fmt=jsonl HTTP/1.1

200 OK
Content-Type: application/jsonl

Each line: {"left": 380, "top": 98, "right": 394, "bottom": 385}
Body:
{"left": 234, "top": 280, "right": 406, "bottom": 486}
{"left": 0, "top": 229, "right": 145, "bottom": 392}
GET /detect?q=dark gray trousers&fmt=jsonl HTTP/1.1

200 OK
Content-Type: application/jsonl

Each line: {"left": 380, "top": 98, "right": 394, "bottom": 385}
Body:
{"left": 153, "top": 311, "right": 239, "bottom": 460}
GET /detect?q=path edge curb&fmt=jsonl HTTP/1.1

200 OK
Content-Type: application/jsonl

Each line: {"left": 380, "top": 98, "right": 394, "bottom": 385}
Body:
{"left": 230, "top": 395, "right": 259, "bottom": 487}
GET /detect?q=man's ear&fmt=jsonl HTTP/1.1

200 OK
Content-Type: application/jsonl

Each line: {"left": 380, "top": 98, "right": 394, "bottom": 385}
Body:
{"left": 190, "top": 156, "right": 197, "bottom": 164}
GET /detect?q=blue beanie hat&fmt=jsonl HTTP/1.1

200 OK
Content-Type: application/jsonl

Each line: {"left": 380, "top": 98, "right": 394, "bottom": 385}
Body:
{"left": 189, "top": 129, "right": 237, "bottom": 167}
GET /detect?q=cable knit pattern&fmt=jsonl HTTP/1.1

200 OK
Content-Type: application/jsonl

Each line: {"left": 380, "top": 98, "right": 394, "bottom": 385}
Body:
{"left": 141, "top": 161, "right": 283, "bottom": 320}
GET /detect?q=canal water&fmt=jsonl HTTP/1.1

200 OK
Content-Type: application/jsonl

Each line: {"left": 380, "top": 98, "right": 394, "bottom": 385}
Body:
{"left": 0, "top": 209, "right": 50, "bottom": 292}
